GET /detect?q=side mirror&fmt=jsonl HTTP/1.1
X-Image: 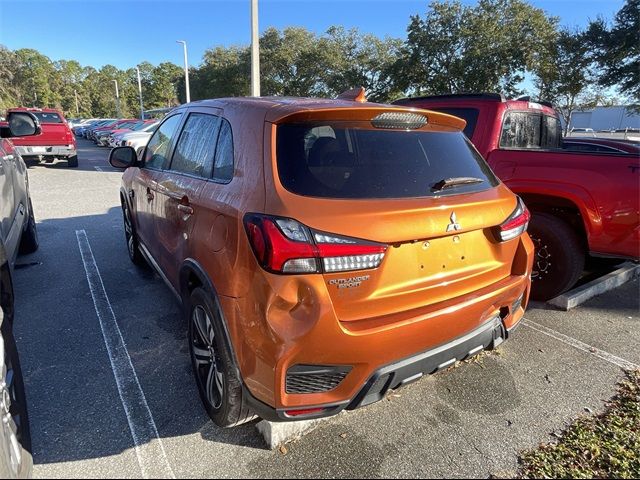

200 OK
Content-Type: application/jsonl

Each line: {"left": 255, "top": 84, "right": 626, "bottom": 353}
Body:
{"left": 109, "top": 146, "right": 138, "bottom": 169}
{"left": 3, "top": 112, "right": 41, "bottom": 138}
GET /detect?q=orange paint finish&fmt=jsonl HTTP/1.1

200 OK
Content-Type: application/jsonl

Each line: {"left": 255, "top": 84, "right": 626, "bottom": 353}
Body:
{"left": 118, "top": 96, "right": 534, "bottom": 423}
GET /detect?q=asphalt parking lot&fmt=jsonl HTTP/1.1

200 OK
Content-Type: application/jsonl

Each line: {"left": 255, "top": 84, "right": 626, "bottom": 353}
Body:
{"left": 11, "top": 139, "right": 640, "bottom": 478}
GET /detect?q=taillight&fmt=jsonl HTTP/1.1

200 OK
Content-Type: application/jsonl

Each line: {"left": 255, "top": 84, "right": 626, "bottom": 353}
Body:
{"left": 497, "top": 197, "right": 530, "bottom": 241}
{"left": 243, "top": 214, "right": 387, "bottom": 274}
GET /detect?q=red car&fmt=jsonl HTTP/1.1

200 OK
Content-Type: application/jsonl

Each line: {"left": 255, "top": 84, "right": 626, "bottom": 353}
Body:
{"left": 5, "top": 108, "right": 77, "bottom": 167}
{"left": 562, "top": 137, "right": 640, "bottom": 154}
{"left": 394, "top": 94, "right": 640, "bottom": 300}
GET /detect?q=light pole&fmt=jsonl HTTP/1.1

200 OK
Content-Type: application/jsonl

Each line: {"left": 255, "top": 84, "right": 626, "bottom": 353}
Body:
{"left": 250, "top": 0, "right": 260, "bottom": 97}
{"left": 135, "top": 67, "right": 144, "bottom": 119}
{"left": 74, "top": 89, "right": 79, "bottom": 115}
{"left": 113, "top": 79, "right": 121, "bottom": 118}
{"left": 176, "top": 40, "right": 191, "bottom": 103}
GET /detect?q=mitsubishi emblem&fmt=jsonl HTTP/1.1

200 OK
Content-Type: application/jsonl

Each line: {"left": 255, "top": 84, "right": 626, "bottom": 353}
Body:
{"left": 446, "top": 211, "right": 461, "bottom": 232}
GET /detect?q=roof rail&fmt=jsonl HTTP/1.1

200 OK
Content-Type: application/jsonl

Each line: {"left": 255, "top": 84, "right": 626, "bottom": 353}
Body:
{"left": 394, "top": 93, "right": 506, "bottom": 103}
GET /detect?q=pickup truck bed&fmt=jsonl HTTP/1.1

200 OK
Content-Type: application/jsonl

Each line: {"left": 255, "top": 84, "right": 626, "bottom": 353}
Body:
{"left": 394, "top": 94, "right": 639, "bottom": 300}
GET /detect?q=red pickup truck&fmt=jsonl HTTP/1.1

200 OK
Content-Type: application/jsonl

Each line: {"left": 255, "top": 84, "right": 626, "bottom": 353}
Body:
{"left": 394, "top": 94, "right": 640, "bottom": 300}
{"left": 4, "top": 108, "right": 77, "bottom": 168}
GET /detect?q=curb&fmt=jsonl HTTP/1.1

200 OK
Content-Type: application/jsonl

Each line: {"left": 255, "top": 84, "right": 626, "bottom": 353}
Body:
{"left": 548, "top": 262, "right": 639, "bottom": 311}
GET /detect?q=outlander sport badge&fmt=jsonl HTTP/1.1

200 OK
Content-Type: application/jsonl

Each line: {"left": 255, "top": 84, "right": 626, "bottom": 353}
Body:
{"left": 446, "top": 212, "right": 461, "bottom": 232}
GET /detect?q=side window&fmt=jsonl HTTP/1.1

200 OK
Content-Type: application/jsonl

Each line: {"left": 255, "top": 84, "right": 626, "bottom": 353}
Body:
{"left": 212, "top": 119, "right": 234, "bottom": 183}
{"left": 170, "top": 113, "right": 221, "bottom": 177}
{"left": 143, "top": 114, "right": 183, "bottom": 169}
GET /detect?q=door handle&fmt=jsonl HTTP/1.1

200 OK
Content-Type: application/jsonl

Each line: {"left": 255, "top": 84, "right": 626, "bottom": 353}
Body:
{"left": 146, "top": 187, "right": 154, "bottom": 201}
{"left": 177, "top": 204, "right": 194, "bottom": 216}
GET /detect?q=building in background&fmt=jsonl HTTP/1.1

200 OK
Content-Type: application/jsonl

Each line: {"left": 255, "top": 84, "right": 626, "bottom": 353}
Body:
{"left": 569, "top": 105, "right": 640, "bottom": 132}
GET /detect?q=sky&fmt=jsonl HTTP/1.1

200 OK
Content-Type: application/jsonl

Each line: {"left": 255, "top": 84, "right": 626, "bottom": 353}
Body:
{"left": 0, "top": 0, "right": 625, "bottom": 71}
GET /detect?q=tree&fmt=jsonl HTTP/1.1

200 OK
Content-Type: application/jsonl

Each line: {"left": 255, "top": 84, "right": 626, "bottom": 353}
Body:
{"left": 190, "top": 46, "right": 250, "bottom": 100}
{"left": 586, "top": 0, "right": 639, "bottom": 101}
{"left": 398, "top": 0, "right": 558, "bottom": 97}
{"left": 0, "top": 46, "right": 19, "bottom": 110}
{"left": 534, "top": 28, "right": 595, "bottom": 134}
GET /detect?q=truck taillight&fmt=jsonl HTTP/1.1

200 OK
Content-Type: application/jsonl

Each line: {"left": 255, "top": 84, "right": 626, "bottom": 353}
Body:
{"left": 496, "top": 197, "right": 530, "bottom": 241}
{"left": 244, "top": 214, "right": 387, "bottom": 274}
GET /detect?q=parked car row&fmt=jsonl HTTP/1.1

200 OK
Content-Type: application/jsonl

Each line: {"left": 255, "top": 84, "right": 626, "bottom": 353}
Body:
{"left": 73, "top": 117, "right": 159, "bottom": 154}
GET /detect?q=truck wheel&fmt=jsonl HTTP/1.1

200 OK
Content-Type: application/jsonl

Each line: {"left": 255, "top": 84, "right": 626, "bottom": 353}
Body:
{"left": 528, "top": 213, "right": 585, "bottom": 301}
{"left": 67, "top": 155, "right": 78, "bottom": 168}
{"left": 19, "top": 199, "right": 39, "bottom": 255}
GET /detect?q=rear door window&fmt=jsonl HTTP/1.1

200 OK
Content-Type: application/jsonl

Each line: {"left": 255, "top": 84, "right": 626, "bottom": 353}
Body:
{"left": 170, "top": 113, "right": 221, "bottom": 178}
{"left": 277, "top": 121, "right": 499, "bottom": 199}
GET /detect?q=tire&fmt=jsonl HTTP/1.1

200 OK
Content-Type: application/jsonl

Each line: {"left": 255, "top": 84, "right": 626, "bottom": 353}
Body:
{"left": 0, "top": 283, "right": 32, "bottom": 478}
{"left": 18, "top": 199, "right": 38, "bottom": 255}
{"left": 1, "top": 321, "right": 32, "bottom": 456}
{"left": 67, "top": 155, "right": 78, "bottom": 168}
{"left": 121, "top": 202, "right": 145, "bottom": 267}
{"left": 187, "top": 287, "right": 254, "bottom": 428}
{"left": 528, "top": 212, "right": 585, "bottom": 301}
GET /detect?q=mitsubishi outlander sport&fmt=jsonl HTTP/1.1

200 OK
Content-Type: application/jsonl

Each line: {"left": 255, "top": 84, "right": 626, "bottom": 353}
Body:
{"left": 109, "top": 94, "right": 534, "bottom": 427}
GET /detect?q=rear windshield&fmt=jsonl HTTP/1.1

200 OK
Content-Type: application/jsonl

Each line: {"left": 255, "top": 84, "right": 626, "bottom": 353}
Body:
{"left": 33, "top": 112, "right": 63, "bottom": 124}
{"left": 500, "top": 111, "right": 561, "bottom": 149}
{"left": 276, "top": 122, "right": 499, "bottom": 199}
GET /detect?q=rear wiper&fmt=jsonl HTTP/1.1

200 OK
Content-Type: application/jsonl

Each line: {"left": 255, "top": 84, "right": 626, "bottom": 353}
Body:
{"left": 432, "top": 177, "right": 484, "bottom": 191}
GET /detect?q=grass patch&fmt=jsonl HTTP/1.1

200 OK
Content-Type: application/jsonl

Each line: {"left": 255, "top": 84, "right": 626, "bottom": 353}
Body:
{"left": 518, "top": 369, "right": 640, "bottom": 478}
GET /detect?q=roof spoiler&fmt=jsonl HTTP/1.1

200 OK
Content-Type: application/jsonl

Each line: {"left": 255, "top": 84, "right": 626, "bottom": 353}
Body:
{"left": 515, "top": 95, "right": 554, "bottom": 108}
{"left": 337, "top": 87, "right": 367, "bottom": 103}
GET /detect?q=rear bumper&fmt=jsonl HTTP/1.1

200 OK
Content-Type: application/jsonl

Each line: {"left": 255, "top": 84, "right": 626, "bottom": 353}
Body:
{"left": 244, "top": 313, "right": 520, "bottom": 422}
{"left": 15, "top": 145, "right": 76, "bottom": 158}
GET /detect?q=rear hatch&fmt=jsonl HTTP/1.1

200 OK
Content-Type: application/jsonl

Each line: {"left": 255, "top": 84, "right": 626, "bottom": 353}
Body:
{"left": 264, "top": 108, "right": 523, "bottom": 324}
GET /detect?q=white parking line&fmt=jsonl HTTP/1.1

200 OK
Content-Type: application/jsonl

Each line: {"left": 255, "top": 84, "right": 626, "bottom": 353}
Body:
{"left": 94, "top": 166, "right": 104, "bottom": 172}
{"left": 76, "top": 230, "right": 175, "bottom": 479}
{"left": 522, "top": 319, "right": 639, "bottom": 371}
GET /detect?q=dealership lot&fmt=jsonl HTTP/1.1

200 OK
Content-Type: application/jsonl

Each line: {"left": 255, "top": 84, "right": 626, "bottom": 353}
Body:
{"left": 11, "top": 140, "right": 639, "bottom": 478}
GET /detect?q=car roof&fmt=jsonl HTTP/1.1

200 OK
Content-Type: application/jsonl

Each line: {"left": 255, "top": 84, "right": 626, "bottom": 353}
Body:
{"left": 176, "top": 96, "right": 467, "bottom": 130}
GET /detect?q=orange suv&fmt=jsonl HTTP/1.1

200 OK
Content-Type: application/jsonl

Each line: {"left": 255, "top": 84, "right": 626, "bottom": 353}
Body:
{"left": 109, "top": 95, "right": 534, "bottom": 427}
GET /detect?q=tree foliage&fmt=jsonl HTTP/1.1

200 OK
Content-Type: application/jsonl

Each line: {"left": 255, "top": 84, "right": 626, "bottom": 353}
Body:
{"left": 586, "top": 0, "right": 640, "bottom": 101}
{"left": 0, "top": 0, "right": 635, "bottom": 118}
{"left": 398, "top": 0, "right": 558, "bottom": 97}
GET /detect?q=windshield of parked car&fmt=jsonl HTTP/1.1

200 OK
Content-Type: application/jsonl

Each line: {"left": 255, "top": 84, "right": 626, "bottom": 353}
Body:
{"left": 32, "top": 112, "right": 63, "bottom": 124}
{"left": 142, "top": 122, "right": 159, "bottom": 132}
{"left": 277, "top": 121, "right": 499, "bottom": 199}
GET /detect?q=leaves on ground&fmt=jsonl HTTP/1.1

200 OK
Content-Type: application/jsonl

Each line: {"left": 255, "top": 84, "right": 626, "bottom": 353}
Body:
{"left": 518, "top": 369, "right": 640, "bottom": 479}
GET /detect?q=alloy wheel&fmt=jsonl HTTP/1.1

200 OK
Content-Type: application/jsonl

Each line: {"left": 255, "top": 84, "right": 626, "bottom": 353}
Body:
{"left": 530, "top": 234, "right": 552, "bottom": 281}
{"left": 123, "top": 206, "right": 135, "bottom": 259}
{"left": 0, "top": 335, "right": 24, "bottom": 476}
{"left": 190, "top": 306, "right": 224, "bottom": 409}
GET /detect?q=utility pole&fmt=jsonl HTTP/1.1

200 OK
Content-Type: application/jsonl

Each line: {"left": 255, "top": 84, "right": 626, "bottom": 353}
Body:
{"left": 250, "top": 0, "right": 260, "bottom": 97}
{"left": 74, "top": 89, "right": 80, "bottom": 115}
{"left": 135, "top": 67, "right": 144, "bottom": 119}
{"left": 176, "top": 40, "right": 191, "bottom": 103}
{"left": 113, "top": 79, "right": 121, "bottom": 118}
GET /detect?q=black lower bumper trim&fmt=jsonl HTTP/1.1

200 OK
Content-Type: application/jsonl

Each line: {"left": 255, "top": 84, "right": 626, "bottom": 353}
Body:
{"left": 347, "top": 316, "right": 506, "bottom": 410}
{"left": 243, "top": 316, "right": 510, "bottom": 422}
